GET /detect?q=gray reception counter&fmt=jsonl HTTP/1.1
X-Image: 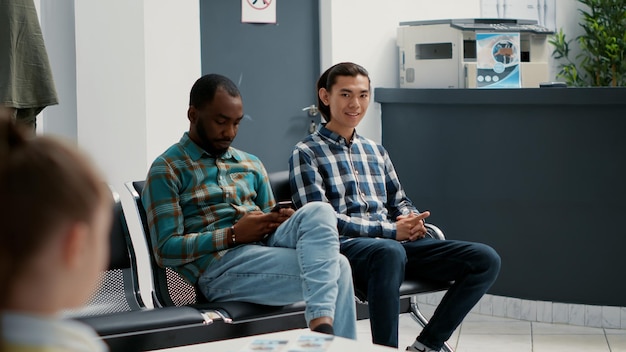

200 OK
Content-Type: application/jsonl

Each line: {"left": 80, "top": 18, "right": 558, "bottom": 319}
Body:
{"left": 375, "top": 87, "right": 626, "bottom": 307}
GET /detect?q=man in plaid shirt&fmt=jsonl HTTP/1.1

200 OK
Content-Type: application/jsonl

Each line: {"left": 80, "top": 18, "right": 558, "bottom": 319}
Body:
{"left": 142, "top": 74, "right": 356, "bottom": 338}
{"left": 289, "top": 63, "right": 501, "bottom": 352}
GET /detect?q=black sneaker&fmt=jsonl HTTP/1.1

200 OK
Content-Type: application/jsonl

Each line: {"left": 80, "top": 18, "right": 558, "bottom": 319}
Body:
{"left": 406, "top": 345, "right": 438, "bottom": 352}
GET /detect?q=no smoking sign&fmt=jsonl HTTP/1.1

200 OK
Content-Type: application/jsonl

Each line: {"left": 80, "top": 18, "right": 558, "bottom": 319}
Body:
{"left": 247, "top": 0, "right": 272, "bottom": 10}
{"left": 242, "top": 0, "right": 276, "bottom": 23}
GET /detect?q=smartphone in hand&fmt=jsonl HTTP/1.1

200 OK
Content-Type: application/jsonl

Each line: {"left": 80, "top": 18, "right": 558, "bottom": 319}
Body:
{"left": 271, "top": 200, "right": 294, "bottom": 212}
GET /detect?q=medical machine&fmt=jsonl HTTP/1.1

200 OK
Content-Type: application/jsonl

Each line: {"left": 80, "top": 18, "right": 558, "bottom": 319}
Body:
{"left": 397, "top": 18, "right": 553, "bottom": 88}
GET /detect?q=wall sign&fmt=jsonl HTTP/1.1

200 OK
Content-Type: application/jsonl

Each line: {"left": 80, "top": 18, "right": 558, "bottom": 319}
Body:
{"left": 476, "top": 32, "right": 521, "bottom": 88}
{"left": 242, "top": 0, "right": 276, "bottom": 24}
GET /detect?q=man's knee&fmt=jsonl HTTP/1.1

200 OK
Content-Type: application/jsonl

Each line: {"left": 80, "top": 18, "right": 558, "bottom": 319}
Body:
{"left": 336, "top": 255, "right": 354, "bottom": 288}
{"left": 338, "top": 254, "right": 351, "bottom": 272}
{"left": 300, "top": 201, "right": 335, "bottom": 217}
{"left": 298, "top": 202, "right": 338, "bottom": 232}
{"left": 474, "top": 243, "right": 501, "bottom": 276}
{"left": 376, "top": 240, "right": 407, "bottom": 266}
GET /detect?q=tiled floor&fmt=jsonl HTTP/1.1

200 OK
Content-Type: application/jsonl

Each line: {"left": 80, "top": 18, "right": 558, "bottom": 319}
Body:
{"left": 356, "top": 303, "right": 626, "bottom": 352}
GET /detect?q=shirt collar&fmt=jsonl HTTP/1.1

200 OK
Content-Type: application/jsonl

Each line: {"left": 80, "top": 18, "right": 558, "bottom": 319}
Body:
{"left": 180, "top": 132, "right": 239, "bottom": 162}
{"left": 318, "top": 124, "right": 357, "bottom": 146}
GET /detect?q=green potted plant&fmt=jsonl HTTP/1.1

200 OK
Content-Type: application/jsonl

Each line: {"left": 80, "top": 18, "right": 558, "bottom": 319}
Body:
{"left": 549, "top": 0, "right": 626, "bottom": 86}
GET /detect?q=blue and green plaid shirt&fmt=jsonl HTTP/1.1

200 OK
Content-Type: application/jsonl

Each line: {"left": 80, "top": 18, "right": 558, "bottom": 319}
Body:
{"left": 289, "top": 125, "right": 418, "bottom": 239}
{"left": 142, "top": 132, "right": 276, "bottom": 284}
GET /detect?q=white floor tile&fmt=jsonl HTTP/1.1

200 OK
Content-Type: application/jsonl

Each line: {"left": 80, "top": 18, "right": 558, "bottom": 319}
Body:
{"left": 519, "top": 300, "right": 536, "bottom": 322}
{"left": 478, "top": 295, "right": 493, "bottom": 316}
{"left": 398, "top": 313, "right": 427, "bottom": 350}
{"left": 491, "top": 295, "right": 506, "bottom": 317}
{"left": 536, "top": 300, "right": 552, "bottom": 323}
{"left": 504, "top": 297, "right": 522, "bottom": 320}
{"left": 460, "top": 320, "right": 531, "bottom": 335}
{"left": 414, "top": 302, "right": 436, "bottom": 318}
{"left": 356, "top": 319, "right": 373, "bottom": 343}
{"left": 532, "top": 321, "right": 604, "bottom": 335}
{"left": 461, "top": 311, "right": 520, "bottom": 323}
{"left": 568, "top": 303, "right": 585, "bottom": 326}
{"left": 455, "top": 334, "right": 531, "bottom": 352}
{"left": 357, "top": 303, "right": 618, "bottom": 352}
{"left": 606, "top": 328, "right": 626, "bottom": 335}
{"left": 533, "top": 334, "right": 610, "bottom": 352}
{"left": 607, "top": 334, "right": 626, "bottom": 352}
{"left": 585, "top": 304, "right": 603, "bottom": 327}
{"left": 603, "top": 305, "right": 622, "bottom": 329}
{"left": 552, "top": 302, "right": 569, "bottom": 324}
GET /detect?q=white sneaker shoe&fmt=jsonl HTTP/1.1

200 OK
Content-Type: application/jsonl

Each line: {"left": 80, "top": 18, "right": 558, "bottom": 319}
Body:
{"left": 406, "top": 344, "right": 439, "bottom": 352}
{"left": 406, "top": 346, "right": 425, "bottom": 352}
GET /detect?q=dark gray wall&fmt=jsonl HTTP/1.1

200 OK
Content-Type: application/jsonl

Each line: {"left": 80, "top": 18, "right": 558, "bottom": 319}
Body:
{"left": 376, "top": 87, "right": 626, "bottom": 307}
{"left": 200, "top": 1, "right": 320, "bottom": 173}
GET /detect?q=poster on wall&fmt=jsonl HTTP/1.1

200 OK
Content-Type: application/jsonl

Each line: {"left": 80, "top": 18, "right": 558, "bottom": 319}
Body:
{"left": 480, "top": 0, "right": 556, "bottom": 32}
{"left": 241, "top": 0, "right": 276, "bottom": 24}
{"left": 476, "top": 32, "right": 521, "bottom": 88}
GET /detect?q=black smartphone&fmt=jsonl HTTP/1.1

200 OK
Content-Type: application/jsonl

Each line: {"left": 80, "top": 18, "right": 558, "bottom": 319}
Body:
{"left": 271, "top": 200, "right": 294, "bottom": 212}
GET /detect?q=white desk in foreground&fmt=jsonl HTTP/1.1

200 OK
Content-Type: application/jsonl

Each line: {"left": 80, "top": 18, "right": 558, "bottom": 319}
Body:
{"left": 156, "top": 329, "right": 396, "bottom": 352}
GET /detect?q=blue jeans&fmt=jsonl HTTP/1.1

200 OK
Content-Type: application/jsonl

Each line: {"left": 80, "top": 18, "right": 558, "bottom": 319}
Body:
{"left": 197, "top": 202, "right": 357, "bottom": 339}
{"left": 341, "top": 234, "right": 500, "bottom": 349}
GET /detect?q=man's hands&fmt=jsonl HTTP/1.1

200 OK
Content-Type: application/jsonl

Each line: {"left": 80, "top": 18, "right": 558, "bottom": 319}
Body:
{"left": 395, "top": 211, "right": 431, "bottom": 242}
{"left": 231, "top": 208, "right": 295, "bottom": 244}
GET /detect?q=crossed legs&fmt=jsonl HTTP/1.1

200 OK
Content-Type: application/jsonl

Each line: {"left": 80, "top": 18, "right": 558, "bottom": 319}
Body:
{"left": 341, "top": 235, "right": 501, "bottom": 349}
{"left": 197, "top": 202, "right": 357, "bottom": 339}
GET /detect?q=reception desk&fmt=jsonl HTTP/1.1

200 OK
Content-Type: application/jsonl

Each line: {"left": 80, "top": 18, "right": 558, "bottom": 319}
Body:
{"left": 375, "top": 88, "right": 626, "bottom": 307}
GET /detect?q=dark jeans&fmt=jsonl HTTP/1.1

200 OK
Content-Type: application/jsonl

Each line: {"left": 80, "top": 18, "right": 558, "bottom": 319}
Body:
{"left": 340, "top": 233, "right": 501, "bottom": 349}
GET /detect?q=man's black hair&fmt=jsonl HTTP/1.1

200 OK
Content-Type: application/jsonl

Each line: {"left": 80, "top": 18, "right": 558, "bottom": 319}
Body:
{"left": 316, "top": 62, "right": 370, "bottom": 121}
{"left": 189, "top": 74, "right": 241, "bottom": 109}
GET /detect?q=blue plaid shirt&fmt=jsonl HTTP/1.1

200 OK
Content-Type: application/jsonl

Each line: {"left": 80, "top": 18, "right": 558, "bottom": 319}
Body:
{"left": 142, "top": 132, "right": 276, "bottom": 284}
{"left": 289, "top": 125, "right": 418, "bottom": 239}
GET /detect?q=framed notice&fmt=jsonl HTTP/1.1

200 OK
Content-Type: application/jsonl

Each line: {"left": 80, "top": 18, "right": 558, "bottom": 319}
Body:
{"left": 476, "top": 32, "right": 521, "bottom": 88}
{"left": 242, "top": 0, "right": 276, "bottom": 24}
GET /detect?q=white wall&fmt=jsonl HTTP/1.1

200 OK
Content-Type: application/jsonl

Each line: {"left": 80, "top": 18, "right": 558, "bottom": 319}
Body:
{"left": 43, "top": 0, "right": 201, "bottom": 307}
{"left": 143, "top": 2, "right": 200, "bottom": 167}
{"left": 38, "top": 0, "right": 77, "bottom": 141}
{"left": 74, "top": 0, "right": 148, "bottom": 190}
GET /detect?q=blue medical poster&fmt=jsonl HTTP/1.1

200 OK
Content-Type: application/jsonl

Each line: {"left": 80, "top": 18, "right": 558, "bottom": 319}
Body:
{"left": 476, "top": 32, "right": 521, "bottom": 88}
